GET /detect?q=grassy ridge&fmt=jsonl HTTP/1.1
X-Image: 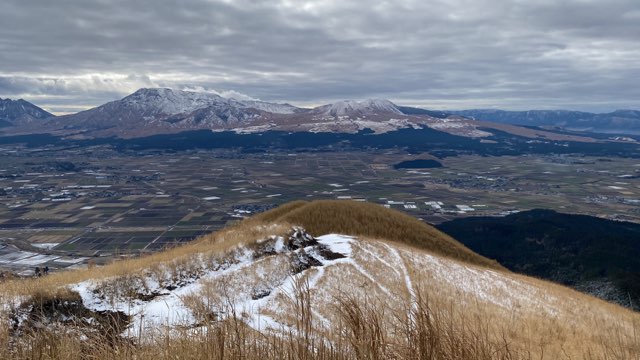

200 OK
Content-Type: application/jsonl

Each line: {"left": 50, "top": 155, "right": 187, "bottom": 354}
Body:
{"left": 255, "top": 200, "right": 502, "bottom": 269}
{"left": 0, "top": 200, "right": 499, "bottom": 299}
{"left": 1, "top": 201, "right": 639, "bottom": 359}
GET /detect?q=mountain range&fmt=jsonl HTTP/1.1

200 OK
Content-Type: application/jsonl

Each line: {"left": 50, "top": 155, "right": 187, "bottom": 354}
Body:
{"left": 1, "top": 88, "right": 639, "bottom": 140}
{"left": 0, "top": 88, "right": 609, "bottom": 143}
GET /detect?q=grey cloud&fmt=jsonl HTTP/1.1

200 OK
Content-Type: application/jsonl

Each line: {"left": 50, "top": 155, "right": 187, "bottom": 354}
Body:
{"left": 1, "top": 0, "right": 639, "bottom": 113}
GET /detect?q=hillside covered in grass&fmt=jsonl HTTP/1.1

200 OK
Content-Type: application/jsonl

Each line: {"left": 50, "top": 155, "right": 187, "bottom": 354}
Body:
{"left": 438, "top": 209, "right": 640, "bottom": 310}
{"left": 254, "top": 200, "right": 501, "bottom": 269}
{"left": 0, "top": 201, "right": 638, "bottom": 360}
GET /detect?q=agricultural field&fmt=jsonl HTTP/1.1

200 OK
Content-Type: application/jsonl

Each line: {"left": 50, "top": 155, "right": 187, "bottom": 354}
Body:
{"left": 1, "top": 143, "right": 639, "bottom": 274}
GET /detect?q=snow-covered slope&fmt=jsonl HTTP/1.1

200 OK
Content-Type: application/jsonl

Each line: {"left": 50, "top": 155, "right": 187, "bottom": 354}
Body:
{"left": 3, "top": 211, "right": 639, "bottom": 359}
{"left": 49, "top": 227, "right": 626, "bottom": 339}
{"left": 239, "top": 99, "right": 300, "bottom": 114}
{"left": 120, "top": 88, "right": 300, "bottom": 116}
{"left": 312, "top": 99, "right": 403, "bottom": 117}
{"left": 119, "top": 88, "right": 228, "bottom": 116}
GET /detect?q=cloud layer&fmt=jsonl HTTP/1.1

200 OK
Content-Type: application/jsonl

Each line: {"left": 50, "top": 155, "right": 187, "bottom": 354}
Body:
{"left": 1, "top": 0, "right": 639, "bottom": 113}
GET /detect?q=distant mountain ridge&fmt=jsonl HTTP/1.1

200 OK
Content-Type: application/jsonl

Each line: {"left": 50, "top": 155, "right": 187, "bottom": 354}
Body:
{"left": 2, "top": 89, "right": 634, "bottom": 143}
{"left": 3, "top": 91, "right": 639, "bottom": 136}
{"left": 448, "top": 109, "right": 640, "bottom": 134}
{"left": 9, "top": 88, "right": 492, "bottom": 139}
{"left": 0, "top": 98, "right": 54, "bottom": 127}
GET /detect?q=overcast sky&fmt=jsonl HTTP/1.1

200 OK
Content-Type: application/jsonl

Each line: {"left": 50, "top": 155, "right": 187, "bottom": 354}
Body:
{"left": 1, "top": 0, "right": 639, "bottom": 114}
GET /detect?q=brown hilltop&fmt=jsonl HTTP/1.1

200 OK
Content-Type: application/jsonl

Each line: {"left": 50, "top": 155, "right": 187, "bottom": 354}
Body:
{"left": 255, "top": 200, "right": 503, "bottom": 269}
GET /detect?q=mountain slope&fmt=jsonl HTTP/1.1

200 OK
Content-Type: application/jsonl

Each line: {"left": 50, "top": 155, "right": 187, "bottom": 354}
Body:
{"left": 437, "top": 209, "right": 640, "bottom": 310}
{"left": 0, "top": 98, "right": 54, "bottom": 127}
{"left": 1, "top": 201, "right": 638, "bottom": 359}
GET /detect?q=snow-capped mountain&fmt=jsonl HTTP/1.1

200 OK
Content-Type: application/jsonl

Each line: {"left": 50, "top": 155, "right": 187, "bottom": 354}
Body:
{"left": 312, "top": 99, "right": 403, "bottom": 117}
{"left": 36, "top": 88, "right": 304, "bottom": 136}
{"left": 119, "top": 88, "right": 300, "bottom": 116}
{"left": 28, "top": 90, "right": 433, "bottom": 138}
{"left": 0, "top": 98, "right": 54, "bottom": 126}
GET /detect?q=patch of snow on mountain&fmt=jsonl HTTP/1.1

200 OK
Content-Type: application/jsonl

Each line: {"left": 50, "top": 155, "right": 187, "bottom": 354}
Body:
{"left": 316, "top": 234, "right": 354, "bottom": 257}
{"left": 232, "top": 124, "right": 277, "bottom": 133}
{"left": 122, "top": 88, "right": 227, "bottom": 115}
{"left": 314, "top": 99, "right": 403, "bottom": 117}
{"left": 401, "top": 248, "right": 559, "bottom": 316}
{"left": 121, "top": 88, "right": 300, "bottom": 116}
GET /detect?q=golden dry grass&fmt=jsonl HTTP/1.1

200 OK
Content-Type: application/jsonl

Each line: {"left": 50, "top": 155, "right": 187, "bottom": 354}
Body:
{"left": 1, "top": 200, "right": 639, "bottom": 359}
{"left": 0, "top": 220, "right": 292, "bottom": 299}
{"left": 3, "top": 274, "right": 638, "bottom": 360}
{"left": 255, "top": 200, "right": 502, "bottom": 269}
{"left": 387, "top": 240, "right": 640, "bottom": 359}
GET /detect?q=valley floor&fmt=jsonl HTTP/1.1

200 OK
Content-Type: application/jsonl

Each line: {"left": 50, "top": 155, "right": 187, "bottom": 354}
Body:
{"left": 2, "top": 145, "right": 639, "bottom": 275}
